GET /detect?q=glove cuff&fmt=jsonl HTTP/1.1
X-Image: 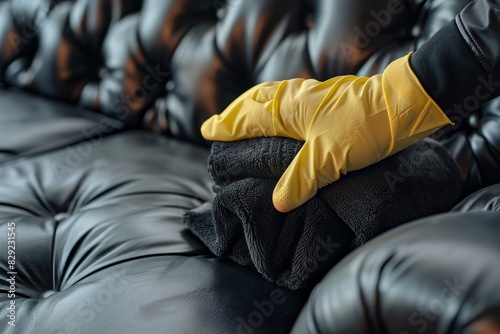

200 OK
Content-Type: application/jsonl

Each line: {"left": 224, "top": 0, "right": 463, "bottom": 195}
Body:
{"left": 410, "top": 18, "right": 492, "bottom": 114}
{"left": 382, "top": 54, "right": 454, "bottom": 153}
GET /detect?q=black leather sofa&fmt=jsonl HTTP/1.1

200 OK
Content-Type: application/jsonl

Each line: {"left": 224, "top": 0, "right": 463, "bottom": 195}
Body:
{"left": 1, "top": 0, "right": 499, "bottom": 333}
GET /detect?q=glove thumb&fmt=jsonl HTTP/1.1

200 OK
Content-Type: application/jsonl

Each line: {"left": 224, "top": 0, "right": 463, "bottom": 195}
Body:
{"left": 272, "top": 142, "right": 319, "bottom": 213}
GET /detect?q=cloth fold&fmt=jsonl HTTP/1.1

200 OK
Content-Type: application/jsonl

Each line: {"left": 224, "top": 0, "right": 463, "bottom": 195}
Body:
{"left": 185, "top": 137, "right": 461, "bottom": 290}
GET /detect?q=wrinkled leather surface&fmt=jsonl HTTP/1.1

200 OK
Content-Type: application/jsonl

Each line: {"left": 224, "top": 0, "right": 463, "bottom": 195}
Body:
{"left": 452, "top": 183, "right": 500, "bottom": 212}
{"left": 292, "top": 211, "right": 500, "bottom": 334}
{"left": 0, "top": 88, "right": 122, "bottom": 164}
{"left": 429, "top": 0, "right": 500, "bottom": 197}
{"left": 1, "top": 0, "right": 498, "bottom": 193}
{"left": 456, "top": 0, "right": 500, "bottom": 74}
{"left": 440, "top": 115, "right": 500, "bottom": 196}
{"left": 1, "top": 0, "right": 500, "bottom": 333}
{"left": 0, "top": 131, "right": 308, "bottom": 333}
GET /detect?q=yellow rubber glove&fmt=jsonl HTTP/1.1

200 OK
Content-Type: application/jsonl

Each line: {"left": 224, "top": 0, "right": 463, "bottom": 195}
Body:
{"left": 201, "top": 54, "right": 453, "bottom": 213}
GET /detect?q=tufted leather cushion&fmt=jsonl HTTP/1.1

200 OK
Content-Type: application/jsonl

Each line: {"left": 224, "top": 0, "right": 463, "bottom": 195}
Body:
{"left": 0, "top": 88, "right": 122, "bottom": 164}
{"left": 0, "top": 0, "right": 475, "bottom": 132}
{"left": 1, "top": 0, "right": 498, "bottom": 193}
{"left": 160, "top": 0, "right": 473, "bottom": 143}
{"left": 0, "top": 131, "right": 308, "bottom": 333}
{"left": 439, "top": 101, "right": 500, "bottom": 197}
{"left": 291, "top": 210, "right": 500, "bottom": 334}
{"left": 1, "top": 0, "right": 500, "bottom": 333}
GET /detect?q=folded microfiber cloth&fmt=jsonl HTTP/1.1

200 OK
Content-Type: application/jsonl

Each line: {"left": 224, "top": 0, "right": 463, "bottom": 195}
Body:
{"left": 184, "top": 137, "right": 461, "bottom": 290}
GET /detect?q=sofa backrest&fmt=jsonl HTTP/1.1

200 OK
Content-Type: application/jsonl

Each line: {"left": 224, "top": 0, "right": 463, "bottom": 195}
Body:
{"left": 0, "top": 0, "right": 473, "bottom": 144}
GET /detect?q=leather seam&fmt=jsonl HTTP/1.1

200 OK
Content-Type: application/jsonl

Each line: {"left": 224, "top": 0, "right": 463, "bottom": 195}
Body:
{"left": 455, "top": 15, "right": 492, "bottom": 73}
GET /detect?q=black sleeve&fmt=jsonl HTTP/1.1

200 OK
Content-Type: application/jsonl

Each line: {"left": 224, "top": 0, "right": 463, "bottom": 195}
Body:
{"left": 410, "top": 0, "right": 500, "bottom": 117}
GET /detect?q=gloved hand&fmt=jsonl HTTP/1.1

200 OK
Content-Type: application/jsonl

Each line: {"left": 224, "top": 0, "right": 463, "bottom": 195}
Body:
{"left": 201, "top": 54, "right": 453, "bottom": 213}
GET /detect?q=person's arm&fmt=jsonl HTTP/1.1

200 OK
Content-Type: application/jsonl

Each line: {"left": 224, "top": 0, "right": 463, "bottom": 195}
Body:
{"left": 410, "top": 0, "right": 500, "bottom": 119}
{"left": 201, "top": 0, "right": 500, "bottom": 213}
{"left": 202, "top": 54, "right": 452, "bottom": 213}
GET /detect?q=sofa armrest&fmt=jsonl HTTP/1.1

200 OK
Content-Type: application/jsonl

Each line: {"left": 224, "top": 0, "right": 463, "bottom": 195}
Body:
{"left": 451, "top": 183, "right": 500, "bottom": 212}
{"left": 291, "top": 211, "right": 500, "bottom": 334}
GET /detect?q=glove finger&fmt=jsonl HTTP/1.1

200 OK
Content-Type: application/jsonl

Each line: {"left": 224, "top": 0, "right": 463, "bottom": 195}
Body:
{"left": 272, "top": 138, "right": 345, "bottom": 212}
{"left": 272, "top": 141, "right": 320, "bottom": 213}
{"left": 201, "top": 82, "right": 283, "bottom": 141}
{"left": 201, "top": 99, "right": 274, "bottom": 141}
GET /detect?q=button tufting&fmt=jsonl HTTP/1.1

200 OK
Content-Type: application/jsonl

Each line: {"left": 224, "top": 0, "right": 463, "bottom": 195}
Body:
{"left": 54, "top": 213, "right": 70, "bottom": 222}
{"left": 412, "top": 25, "right": 422, "bottom": 38}
{"left": 468, "top": 113, "right": 480, "bottom": 129}
{"left": 38, "top": 290, "right": 57, "bottom": 299}
{"left": 98, "top": 67, "right": 109, "bottom": 79}
{"left": 166, "top": 80, "right": 176, "bottom": 92}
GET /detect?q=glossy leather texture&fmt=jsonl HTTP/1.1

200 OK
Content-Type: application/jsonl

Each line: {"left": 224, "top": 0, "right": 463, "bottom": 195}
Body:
{"left": 437, "top": 0, "right": 500, "bottom": 197}
{"left": 1, "top": 0, "right": 500, "bottom": 333}
{"left": 452, "top": 183, "right": 500, "bottom": 212}
{"left": 1, "top": 0, "right": 498, "bottom": 194}
{"left": 0, "top": 88, "right": 122, "bottom": 164}
{"left": 0, "top": 131, "right": 308, "bottom": 333}
{"left": 292, "top": 211, "right": 500, "bottom": 334}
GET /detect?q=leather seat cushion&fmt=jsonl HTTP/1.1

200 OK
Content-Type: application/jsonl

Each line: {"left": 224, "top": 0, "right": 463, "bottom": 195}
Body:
{"left": 0, "top": 89, "right": 123, "bottom": 164}
{"left": 452, "top": 183, "right": 500, "bottom": 212}
{"left": 0, "top": 131, "right": 308, "bottom": 333}
{"left": 292, "top": 210, "right": 500, "bottom": 333}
